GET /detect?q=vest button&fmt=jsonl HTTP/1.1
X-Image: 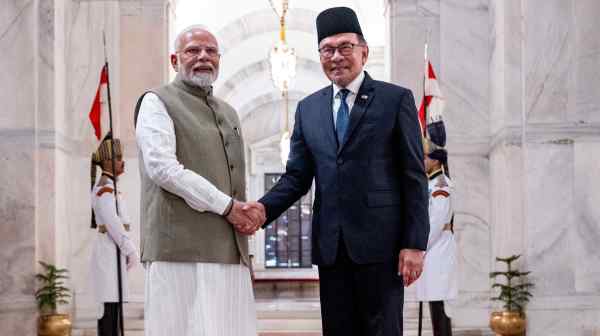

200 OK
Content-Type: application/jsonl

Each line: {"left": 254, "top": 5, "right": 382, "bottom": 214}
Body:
{"left": 218, "top": 119, "right": 223, "bottom": 125}
{"left": 230, "top": 164, "right": 234, "bottom": 170}
{"left": 337, "top": 158, "right": 344, "bottom": 165}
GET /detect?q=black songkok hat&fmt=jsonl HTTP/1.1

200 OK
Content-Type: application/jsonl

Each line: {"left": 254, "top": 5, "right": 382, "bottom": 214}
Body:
{"left": 316, "top": 7, "right": 363, "bottom": 44}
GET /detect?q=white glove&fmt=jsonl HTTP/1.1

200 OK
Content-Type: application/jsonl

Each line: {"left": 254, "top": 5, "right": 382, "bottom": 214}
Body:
{"left": 126, "top": 253, "right": 139, "bottom": 271}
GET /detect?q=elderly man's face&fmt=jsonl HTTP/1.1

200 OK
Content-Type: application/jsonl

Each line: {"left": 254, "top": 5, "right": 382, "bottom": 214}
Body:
{"left": 318, "top": 32, "right": 368, "bottom": 87}
{"left": 171, "top": 29, "right": 220, "bottom": 87}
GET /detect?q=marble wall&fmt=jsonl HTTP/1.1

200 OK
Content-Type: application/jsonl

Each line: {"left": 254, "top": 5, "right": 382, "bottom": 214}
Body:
{"left": 492, "top": 1, "right": 600, "bottom": 335}
{"left": 1, "top": 1, "right": 50, "bottom": 334}
{"left": 387, "top": 0, "right": 600, "bottom": 334}
{"left": 1, "top": 0, "right": 170, "bottom": 334}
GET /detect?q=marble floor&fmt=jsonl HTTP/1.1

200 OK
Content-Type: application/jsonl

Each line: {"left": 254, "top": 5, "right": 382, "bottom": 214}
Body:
{"left": 72, "top": 298, "right": 493, "bottom": 336}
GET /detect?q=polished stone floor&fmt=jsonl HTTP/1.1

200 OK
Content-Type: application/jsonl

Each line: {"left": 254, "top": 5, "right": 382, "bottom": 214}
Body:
{"left": 72, "top": 298, "right": 494, "bottom": 336}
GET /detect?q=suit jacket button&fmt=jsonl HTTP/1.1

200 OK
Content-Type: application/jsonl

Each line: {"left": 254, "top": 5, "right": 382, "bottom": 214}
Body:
{"left": 337, "top": 158, "right": 344, "bottom": 165}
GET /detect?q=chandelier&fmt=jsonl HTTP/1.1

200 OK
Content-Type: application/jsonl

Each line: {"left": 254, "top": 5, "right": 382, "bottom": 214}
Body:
{"left": 268, "top": 0, "right": 296, "bottom": 166}
{"left": 270, "top": 40, "right": 296, "bottom": 92}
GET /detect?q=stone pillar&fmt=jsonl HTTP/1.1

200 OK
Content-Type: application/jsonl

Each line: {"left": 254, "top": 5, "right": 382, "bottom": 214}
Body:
{"left": 490, "top": 0, "right": 600, "bottom": 335}
{"left": 0, "top": 1, "right": 55, "bottom": 334}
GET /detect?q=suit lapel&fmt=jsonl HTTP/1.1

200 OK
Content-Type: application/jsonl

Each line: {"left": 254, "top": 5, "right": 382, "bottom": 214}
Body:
{"left": 337, "top": 73, "right": 376, "bottom": 155}
{"left": 318, "top": 86, "right": 338, "bottom": 152}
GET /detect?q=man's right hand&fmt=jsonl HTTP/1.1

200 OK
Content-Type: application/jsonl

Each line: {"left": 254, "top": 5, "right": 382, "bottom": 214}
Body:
{"left": 226, "top": 200, "right": 265, "bottom": 235}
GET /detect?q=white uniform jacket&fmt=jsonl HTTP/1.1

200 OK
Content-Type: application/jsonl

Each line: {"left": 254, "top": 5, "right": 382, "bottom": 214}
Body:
{"left": 415, "top": 172, "right": 458, "bottom": 302}
{"left": 89, "top": 179, "right": 137, "bottom": 318}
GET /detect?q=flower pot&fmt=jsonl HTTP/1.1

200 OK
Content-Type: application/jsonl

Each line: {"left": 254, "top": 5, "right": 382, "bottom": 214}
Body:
{"left": 38, "top": 314, "right": 72, "bottom": 336}
{"left": 490, "top": 311, "right": 526, "bottom": 336}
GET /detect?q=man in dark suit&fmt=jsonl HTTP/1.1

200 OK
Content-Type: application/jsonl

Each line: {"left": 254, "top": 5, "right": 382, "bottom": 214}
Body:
{"left": 253, "top": 7, "right": 429, "bottom": 336}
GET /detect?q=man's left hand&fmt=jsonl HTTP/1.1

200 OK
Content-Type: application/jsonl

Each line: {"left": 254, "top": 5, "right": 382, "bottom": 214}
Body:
{"left": 398, "top": 249, "right": 425, "bottom": 287}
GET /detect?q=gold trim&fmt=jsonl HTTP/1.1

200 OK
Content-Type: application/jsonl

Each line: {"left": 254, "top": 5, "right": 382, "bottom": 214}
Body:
{"left": 427, "top": 168, "right": 443, "bottom": 179}
{"left": 98, "top": 224, "right": 130, "bottom": 234}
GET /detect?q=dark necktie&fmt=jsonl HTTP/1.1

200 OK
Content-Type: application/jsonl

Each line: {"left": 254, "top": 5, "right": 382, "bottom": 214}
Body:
{"left": 336, "top": 88, "right": 350, "bottom": 145}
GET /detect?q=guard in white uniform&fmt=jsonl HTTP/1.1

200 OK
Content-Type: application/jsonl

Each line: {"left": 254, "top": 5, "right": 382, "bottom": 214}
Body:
{"left": 415, "top": 145, "right": 457, "bottom": 336}
{"left": 89, "top": 135, "right": 139, "bottom": 336}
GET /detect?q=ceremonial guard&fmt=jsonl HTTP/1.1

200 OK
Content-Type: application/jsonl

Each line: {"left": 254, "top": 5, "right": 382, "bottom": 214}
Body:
{"left": 89, "top": 135, "right": 139, "bottom": 336}
{"left": 413, "top": 54, "right": 458, "bottom": 336}
{"left": 415, "top": 137, "right": 458, "bottom": 335}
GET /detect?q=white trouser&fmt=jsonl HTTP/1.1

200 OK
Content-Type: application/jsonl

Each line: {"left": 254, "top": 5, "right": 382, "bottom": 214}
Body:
{"left": 144, "top": 261, "right": 257, "bottom": 336}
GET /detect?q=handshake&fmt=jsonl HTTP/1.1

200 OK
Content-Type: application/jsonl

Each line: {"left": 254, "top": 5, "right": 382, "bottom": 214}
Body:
{"left": 225, "top": 200, "right": 266, "bottom": 235}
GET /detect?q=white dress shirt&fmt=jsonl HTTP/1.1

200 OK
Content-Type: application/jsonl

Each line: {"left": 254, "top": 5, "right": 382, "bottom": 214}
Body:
{"left": 332, "top": 71, "right": 366, "bottom": 129}
{"left": 135, "top": 92, "right": 232, "bottom": 215}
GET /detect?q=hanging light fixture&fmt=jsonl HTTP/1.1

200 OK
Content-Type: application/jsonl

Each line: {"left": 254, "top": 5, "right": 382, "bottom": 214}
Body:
{"left": 268, "top": 0, "right": 296, "bottom": 166}
{"left": 270, "top": 41, "right": 297, "bottom": 93}
{"left": 268, "top": 0, "right": 296, "bottom": 92}
{"left": 269, "top": 0, "right": 287, "bottom": 18}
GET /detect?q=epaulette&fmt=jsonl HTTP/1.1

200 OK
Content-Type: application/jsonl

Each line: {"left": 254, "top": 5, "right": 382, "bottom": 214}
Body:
{"left": 96, "top": 187, "right": 114, "bottom": 197}
{"left": 432, "top": 190, "right": 450, "bottom": 198}
{"left": 435, "top": 175, "right": 448, "bottom": 188}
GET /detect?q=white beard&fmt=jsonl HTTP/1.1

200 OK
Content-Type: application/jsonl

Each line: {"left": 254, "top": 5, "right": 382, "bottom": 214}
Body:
{"left": 184, "top": 72, "right": 216, "bottom": 87}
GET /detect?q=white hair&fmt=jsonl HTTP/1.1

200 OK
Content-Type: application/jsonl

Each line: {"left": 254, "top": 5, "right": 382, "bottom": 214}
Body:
{"left": 173, "top": 24, "right": 215, "bottom": 52}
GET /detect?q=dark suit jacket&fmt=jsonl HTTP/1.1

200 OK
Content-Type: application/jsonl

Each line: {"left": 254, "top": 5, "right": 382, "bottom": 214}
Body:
{"left": 259, "top": 72, "right": 429, "bottom": 266}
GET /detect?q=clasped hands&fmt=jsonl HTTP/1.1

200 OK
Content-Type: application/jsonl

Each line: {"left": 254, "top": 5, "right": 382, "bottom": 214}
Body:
{"left": 225, "top": 200, "right": 266, "bottom": 235}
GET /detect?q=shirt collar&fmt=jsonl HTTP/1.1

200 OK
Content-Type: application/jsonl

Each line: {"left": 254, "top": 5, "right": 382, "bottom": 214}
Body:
{"left": 333, "top": 71, "right": 365, "bottom": 98}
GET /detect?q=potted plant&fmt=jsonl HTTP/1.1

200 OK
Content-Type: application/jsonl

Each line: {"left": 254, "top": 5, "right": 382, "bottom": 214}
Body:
{"left": 489, "top": 255, "right": 533, "bottom": 336}
{"left": 35, "top": 261, "right": 72, "bottom": 336}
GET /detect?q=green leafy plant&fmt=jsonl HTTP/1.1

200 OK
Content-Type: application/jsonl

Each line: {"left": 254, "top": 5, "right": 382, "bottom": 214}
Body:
{"left": 489, "top": 255, "right": 534, "bottom": 314}
{"left": 35, "top": 261, "right": 71, "bottom": 315}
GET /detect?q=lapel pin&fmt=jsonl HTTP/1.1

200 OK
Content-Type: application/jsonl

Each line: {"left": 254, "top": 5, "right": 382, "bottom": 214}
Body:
{"left": 361, "top": 94, "right": 369, "bottom": 100}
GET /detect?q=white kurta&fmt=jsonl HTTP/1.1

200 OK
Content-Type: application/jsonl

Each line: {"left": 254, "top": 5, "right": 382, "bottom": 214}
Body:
{"left": 144, "top": 262, "right": 256, "bottom": 336}
{"left": 89, "top": 179, "right": 138, "bottom": 319}
{"left": 136, "top": 92, "right": 257, "bottom": 336}
{"left": 415, "top": 173, "right": 458, "bottom": 303}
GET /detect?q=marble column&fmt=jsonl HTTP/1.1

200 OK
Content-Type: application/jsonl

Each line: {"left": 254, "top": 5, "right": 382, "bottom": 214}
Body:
{"left": 491, "top": 0, "right": 600, "bottom": 335}
{"left": 0, "top": 1, "right": 54, "bottom": 334}
{"left": 1, "top": 1, "right": 172, "bottom": 334}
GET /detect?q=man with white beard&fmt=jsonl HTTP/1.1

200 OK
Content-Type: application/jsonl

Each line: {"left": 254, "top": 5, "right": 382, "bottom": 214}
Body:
{"left": 134, "top": 26, "right": 264, "bottom": 336}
